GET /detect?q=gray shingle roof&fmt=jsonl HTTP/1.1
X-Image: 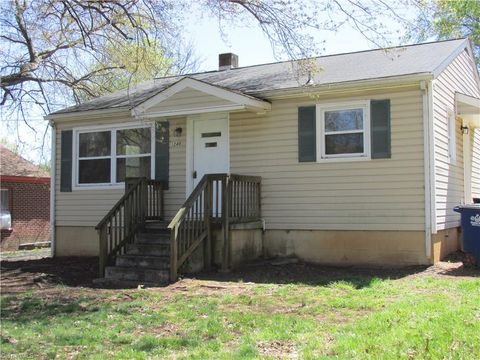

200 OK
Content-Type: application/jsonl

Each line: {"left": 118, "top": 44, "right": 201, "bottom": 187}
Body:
{"left": 51, "top": 38, "right": 468, "bottom": 115}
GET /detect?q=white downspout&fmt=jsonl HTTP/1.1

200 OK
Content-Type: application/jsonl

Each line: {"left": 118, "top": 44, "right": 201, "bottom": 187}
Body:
{"left": 421, "top": 80, "right": 433, "bottom": 260}
{"left": 49, "top": 120, "right": 56, "bottom": 257}
{"left": 463, "top": 121, "right": 472, "bottom": 204}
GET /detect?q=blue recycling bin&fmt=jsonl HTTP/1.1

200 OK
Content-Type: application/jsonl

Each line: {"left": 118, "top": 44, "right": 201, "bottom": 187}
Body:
{"left": 453, "top": 205, "right": 480, "bottom": 266}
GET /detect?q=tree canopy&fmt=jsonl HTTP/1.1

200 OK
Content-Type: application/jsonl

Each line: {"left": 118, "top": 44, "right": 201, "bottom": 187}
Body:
{"left": 0, "top": 0, "right": 434, "bottom": 161}
{"left": 407, "top": 0, "right": 480, "bottom": 65}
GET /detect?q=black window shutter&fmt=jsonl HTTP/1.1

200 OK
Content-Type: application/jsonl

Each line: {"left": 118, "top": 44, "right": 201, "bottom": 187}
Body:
{"left": 298, "top": 106, "right": 316, "bottom": 162}
{"left": 155, "top": 121, "right": 169, "bottom": 189}
{"left": 60, "top": 130, "right": 73, "bottom": 192}
{"left": 370, "top": 100, "right": 391, "bottom": 159}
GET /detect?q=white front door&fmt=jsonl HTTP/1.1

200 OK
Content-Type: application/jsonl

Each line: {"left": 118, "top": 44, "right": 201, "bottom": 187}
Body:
{"left": 191, "top": 113, "right": 229, "bottom": 190}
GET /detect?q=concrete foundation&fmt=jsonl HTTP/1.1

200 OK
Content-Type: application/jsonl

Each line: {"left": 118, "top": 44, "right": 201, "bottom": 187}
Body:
{"left": 55, "top": 226, "right": 98, "bottom": 256}
{"left": 54, "top": 225, "right": 460, "bottom": 267}
{"left": 263, "top": 229, "right": 431, "bottom": 266}
{"left": 431, "top": 227, "right": 460, "bottom": 263}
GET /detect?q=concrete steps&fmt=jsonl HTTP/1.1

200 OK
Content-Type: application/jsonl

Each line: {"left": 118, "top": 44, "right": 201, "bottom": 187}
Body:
{"left": 126, "top": 243, "right": 169, "bottom": 256}
{"left": 116, "top": 254, "right": 169, "bottom": 269}
{"left": 98, "top": 220, "right": 171, "bottom": 287}
{"left": 104, "top": 266, "right": 169, "bottom": 284}
{"left": 136, "top": 232, "right": 170, "bottom": 245}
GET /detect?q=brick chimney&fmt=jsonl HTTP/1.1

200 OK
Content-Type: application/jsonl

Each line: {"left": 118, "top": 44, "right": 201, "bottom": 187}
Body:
{"left": 219, "top": 53, "right": 239, "bottom": 71}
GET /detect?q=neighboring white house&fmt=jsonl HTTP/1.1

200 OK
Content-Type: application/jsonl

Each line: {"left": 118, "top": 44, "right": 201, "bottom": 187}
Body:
{"left": 47, "top": 38, "right": 480, "bottom": 267}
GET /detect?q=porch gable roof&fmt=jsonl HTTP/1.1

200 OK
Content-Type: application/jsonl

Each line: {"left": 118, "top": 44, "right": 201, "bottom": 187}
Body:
{"left": 131, "top": 77, "right": 271, "bottom": 118}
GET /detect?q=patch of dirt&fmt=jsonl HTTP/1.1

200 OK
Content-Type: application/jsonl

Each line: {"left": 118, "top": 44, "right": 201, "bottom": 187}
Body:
{"left": 257, "top": 340, "right": 299, "bottom": 359}
{"left": 411, "top": 251, "right": 480, "bottom": 279}
{"left": 197, "top": 251, "right": 479, "bottom": 285}
{"left": 164, "top": 278, "right": 255, "bottom": 297}
{"left": 131, "top": 322, "right": 184, "bottom": 338}
{"left": 1, "top": 252, "right": 478, "bottom": 296}
{"left": 1, "top": 257, "right": 98, "bottom": 294}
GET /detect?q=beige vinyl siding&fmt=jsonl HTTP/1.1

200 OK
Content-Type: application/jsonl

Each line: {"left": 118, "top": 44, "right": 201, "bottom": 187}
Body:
{"left": 230, "top": 87, "right": 426, "bottom": 231}
{"left": 432, "top": 49, "right": 480, "bottom": 229}
{"left": 164, "top": 117, "right": 187, "bottom": 219}
{"left": 54, "top": 115, "right": 186, "bottom": 227}
{"left": 472, "top": 128, "right": 480, "bottom": 199}
{"left": 147, "top": 87, "right": 232, "bottom": 114}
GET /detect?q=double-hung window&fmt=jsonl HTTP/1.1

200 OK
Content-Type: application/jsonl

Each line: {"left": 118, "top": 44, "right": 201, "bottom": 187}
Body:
{"left": 75, "top": 125, "right": 152, "bottom": 187}
{"left": 317, "top": 101, "right": 370, "bottom": 160}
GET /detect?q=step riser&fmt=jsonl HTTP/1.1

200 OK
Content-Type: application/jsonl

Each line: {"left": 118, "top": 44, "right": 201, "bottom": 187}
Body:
{"left": 142, "top": 228, "right": 170, "bottom": 234}
{"left": 105, "top": 267, "right": 169, "bottom": 283}
{"left": 135, "top": 234, "right": 170, "bottom": 245}
{"left": 116, "top": 256, "right": 169, "bottom": 269}
{"left": 142, "top": 223, "right": 170, "bottom": 232}
{"left": 126, "top": 244, "right": 169, "bottom": 256}
{"left": 101, "top": 220, "right": 170, "bottom": 285}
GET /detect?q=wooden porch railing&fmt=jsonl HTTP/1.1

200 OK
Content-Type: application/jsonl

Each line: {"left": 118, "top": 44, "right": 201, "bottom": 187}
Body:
{"left": 96, "top": 178, "right": 164, "bottom": 277}
{"left": 168, "top": 173, "right": 261, "bottom": 281}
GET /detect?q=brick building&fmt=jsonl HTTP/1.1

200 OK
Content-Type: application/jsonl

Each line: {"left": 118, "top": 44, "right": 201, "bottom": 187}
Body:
{"left": 0, "top": 145, "right": 50, "bottom": 250}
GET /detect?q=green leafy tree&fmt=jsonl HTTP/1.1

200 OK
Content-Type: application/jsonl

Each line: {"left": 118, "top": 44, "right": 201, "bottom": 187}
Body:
{"left": 81, "top": 39, "right": 196, "bottom": 99}
{"left": 407, "top": 0, "right": 480, "bottom": 65}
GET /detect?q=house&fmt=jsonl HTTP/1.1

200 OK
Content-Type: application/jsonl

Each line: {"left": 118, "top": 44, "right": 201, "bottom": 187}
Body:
{"left": 0, "top": 145, "right": 51, "bottom": 250}
{"left": 46, "top": 38, "right": 480, "bottom": 284}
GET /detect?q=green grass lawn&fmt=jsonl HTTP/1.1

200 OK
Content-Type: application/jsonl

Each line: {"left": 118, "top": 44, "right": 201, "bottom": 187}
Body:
{"left": 1, "top": 269, "right": 479, "bottom": 359}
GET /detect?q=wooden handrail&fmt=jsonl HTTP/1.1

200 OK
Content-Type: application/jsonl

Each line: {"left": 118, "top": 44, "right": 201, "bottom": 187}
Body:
{"left": 95, "top": 177, "right": 144, "bottom": 231}
{"left": 168, "top": 173, "right": 261, "bottom": 282}
{"left": 167, "top": 174, "right": 229, "bottom": 229}
{"left": 96, "top": 177, "right": 164, "bottom": 277}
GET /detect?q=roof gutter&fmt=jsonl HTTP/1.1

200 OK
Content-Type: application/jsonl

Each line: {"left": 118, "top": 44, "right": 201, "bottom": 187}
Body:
{"left": 252, "top": 73, "right": 434, "bottom": 99}
{"left": 45, "top": 73, "right": 435, "bottom": 118}
{"left": 45, "top": 107, "right": 128, "bottom": 121}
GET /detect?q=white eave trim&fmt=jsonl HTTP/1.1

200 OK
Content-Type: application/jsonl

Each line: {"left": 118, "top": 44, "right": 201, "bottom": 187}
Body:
{"left": 431, "top": 39, "right": 469, "bottom": 78}
{"left": 456, "top": 92, "right": 480, "bottom": 111}
{"left": 134, "top": 104, "right": 249, "bottom": 118}
{"left": 131, "top": 77, "right": 271, "bottom": 117}
{"left": 252, "top": 73, "right": 434, "bottom": 99}
{"left": 45, "top": 107, "right": 128, "bottom": 121}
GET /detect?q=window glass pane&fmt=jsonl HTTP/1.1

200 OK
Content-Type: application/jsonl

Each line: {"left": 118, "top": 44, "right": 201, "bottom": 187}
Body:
{"left": 325, "top": 133, "right": 364, "bottom": 155}
{"left": 116, "top": 157, "right": 151, "bottom": 183}
{"left": 78, "top": 159, "right": 111, "bottom": 183}
{"left": 325, "top": 109, "right": 363, "bottom": 132}
{"left": 1, "top": 190, "right": 9, "bottom": 210}
{"left": 117, "top": 128, "right": 151, "bottom": 155}
{"left": 79, "top": 131, "right": 111, "bottom": 157}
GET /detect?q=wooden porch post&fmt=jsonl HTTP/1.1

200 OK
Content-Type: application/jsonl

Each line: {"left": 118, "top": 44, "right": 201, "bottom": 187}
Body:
{"left": 221, "top": 175, "right": 230, "bottom": 271}
{"left": 170, "top": 225, "right": 178, "bottom": 282}
{"left": 98, "top": 226, "right": 107, "bottom": 277}
{"left": 204, "top": 179, "right": 212, "bottom": 270}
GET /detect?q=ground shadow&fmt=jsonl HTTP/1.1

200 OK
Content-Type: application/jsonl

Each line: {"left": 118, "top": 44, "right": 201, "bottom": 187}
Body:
{"left": 1, "top": 256, "right": 98, "bottom": 292}
{"left": 187, "top": 259, "right": 431, "bottom": 289}
{"left": 2, "top": 254, "right": 478, "bottom": 293}
{"left": 0, "top": 294, "right": 101, "bottom": 324}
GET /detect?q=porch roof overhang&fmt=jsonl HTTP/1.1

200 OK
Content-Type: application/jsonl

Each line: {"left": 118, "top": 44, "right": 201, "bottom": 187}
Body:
{"left": 131, "top": 77, "right": 271, "bottom": 118}
{"left": 456, "top": 92, "right": 480, "bottom": 128}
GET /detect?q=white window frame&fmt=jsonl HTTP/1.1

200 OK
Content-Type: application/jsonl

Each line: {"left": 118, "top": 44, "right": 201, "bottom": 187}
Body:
{"left": 72, "top": 122, "right": 155, "bottom": 190}
{"left": 447, "top": 109, "right": 457, "bottom": 163}
{"left": 316, "top": 101, "right": 371, "bottom": 162}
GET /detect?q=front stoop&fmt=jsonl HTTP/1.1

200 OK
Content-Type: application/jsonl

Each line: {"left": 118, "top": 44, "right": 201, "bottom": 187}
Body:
{"left": 94, "top": 221, "right": 171, "bottom": 288}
